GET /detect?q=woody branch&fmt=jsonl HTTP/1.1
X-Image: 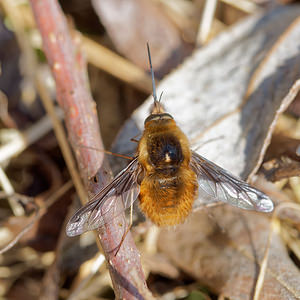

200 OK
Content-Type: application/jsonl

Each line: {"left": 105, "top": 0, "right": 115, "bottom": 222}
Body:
{"left": 29, "top": 0, "right": 149, "bottom": 298}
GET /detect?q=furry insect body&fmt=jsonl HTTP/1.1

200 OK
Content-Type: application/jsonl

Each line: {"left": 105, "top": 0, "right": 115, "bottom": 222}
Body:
{"left": 138, "top": 113, "right": 198, "bottom": 226}
{"left": 66, "top": 44, "right": 274, "bottom": 240}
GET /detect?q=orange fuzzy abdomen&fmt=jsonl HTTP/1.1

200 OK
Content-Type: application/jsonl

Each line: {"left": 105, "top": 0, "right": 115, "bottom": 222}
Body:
{"left": 139, "top": 167, "right": 198, "bottom": 226}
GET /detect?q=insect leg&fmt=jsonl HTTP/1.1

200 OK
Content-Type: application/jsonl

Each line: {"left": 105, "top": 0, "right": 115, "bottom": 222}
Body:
{"left": 130, "top": 138, "right": 140, "bottom": 143}
{"left": 130, "top": 132, "right": 141, "bottom": 143}
{"left": 75, "top": 143, "right": 133, "bottom": 160}
{"left": 114, "top": 199, "right": 134, "bottom": 256}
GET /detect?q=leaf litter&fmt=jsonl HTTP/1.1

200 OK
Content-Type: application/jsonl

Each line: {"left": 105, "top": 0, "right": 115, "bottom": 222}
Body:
{"left": 112, "top": 4, "right": 300, "bottom": 299}
{"left": 1, "top": 1, "right": 300, "bottom": 299}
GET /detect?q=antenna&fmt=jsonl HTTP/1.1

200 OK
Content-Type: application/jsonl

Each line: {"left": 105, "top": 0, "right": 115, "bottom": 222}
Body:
{"left": 147, "top": 43, "right": 158, "bottom": 103}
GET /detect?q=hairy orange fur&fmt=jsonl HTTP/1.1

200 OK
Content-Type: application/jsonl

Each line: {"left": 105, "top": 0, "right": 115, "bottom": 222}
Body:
{"left": 137, "top": 118, "right": 198, "bottom": 226}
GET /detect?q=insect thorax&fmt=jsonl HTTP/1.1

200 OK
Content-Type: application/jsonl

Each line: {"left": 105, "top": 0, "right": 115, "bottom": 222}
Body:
{"left": 147, "top": 133, "right": 183, "bottom": 168}
{"left": 138, "top": 118, "right": 191, "bottom": 172}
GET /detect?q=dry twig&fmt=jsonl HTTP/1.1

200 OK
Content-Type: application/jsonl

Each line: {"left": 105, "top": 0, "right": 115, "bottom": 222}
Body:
{"left": 0, "top": 181, "right": 73, "bottom": 255}
{"left": 197, "top": 0, "right": 218, "bottom": 45}
{"left": 29, "top": 0, "right": 149, "bottom": 298}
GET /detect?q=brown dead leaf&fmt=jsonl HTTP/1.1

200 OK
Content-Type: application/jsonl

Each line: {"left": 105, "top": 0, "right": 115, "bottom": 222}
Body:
{"left": 245, "top": 15, "right": 300, "bottom": 180}
{"left": 142, "top": 252, "right": 180, "bottom": 279}
{"left": 91, "top": 0, "right": 191, "bottom": 77}
{"left": 158, "top": 207, "right": 300, "bottom": 299}
{"left": 261, "top": 134, "right": 300, "bottom": 181}
{"left": 264, "top": 134, "right": 300, "bottom": 162}
{"left": 262, "top": 157, "right": 300, "bottom": 182}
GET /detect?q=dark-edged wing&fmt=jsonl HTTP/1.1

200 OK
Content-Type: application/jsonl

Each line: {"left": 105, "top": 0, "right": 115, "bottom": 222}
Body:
{"left": 190, "top": 151, "right": 274, "bottom": 212}
{"left": 66, "top": 158, "right": 142, "bottom": 237}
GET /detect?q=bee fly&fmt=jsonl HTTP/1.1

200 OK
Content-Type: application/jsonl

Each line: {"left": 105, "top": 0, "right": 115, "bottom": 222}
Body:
{"left": 66, "top": 44, "right": 274, "bottom": 238}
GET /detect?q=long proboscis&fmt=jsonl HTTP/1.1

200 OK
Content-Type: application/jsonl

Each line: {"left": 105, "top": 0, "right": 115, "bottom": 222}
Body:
{"left": 147, "top": 43, "right": 158, "bottom": 103}
{"left": 147, "top": 43, "right": 164, "bottom": 114}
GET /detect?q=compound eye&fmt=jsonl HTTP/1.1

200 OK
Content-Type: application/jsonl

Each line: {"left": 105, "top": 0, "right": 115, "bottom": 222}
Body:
{"left": 144, "top": 114, "right": 159, "bottom": 124}
{"left": 144, "top": 113, "right": 173, "bottom": 124}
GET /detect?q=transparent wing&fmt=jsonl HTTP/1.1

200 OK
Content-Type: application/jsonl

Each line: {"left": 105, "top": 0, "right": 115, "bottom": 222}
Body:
{"left": 66, "top": 158, "right": 141, "bottom": 237}
{"left": 190, "top": 151, "right": 274, "bottom": 212}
